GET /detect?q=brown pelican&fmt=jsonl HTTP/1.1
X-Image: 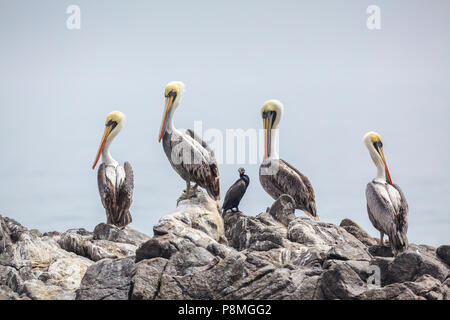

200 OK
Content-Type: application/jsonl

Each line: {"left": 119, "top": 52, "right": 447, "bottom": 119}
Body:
{"left": 92, "top": 111, "right": 134, "bottom": 228}
{"left": 158, "top": 81, "right": 220, "bottom": 200}
{"left": 364, "top": 131, "right": 408, "bottom": 254}
{"left": 222, "top": 168, "right": 250, "bottom": 217}
{"left": 259, "top": 100, "right": 318, "bottom": 220}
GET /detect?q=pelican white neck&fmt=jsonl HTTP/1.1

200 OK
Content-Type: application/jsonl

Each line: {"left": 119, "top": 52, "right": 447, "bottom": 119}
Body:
{"left": 165, "top": 98, "right": 180, "bottom": 134}
{"left": 102, "top": 124, "right": 122, "bottom": 167}
{"left": 365, "top": 139, "right": 386, "bottom": 183}
{"left": 266, "top": 128, "right": 280, "bottom": 160}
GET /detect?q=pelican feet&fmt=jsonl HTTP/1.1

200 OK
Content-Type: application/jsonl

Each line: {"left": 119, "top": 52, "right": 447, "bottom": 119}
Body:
{"left": 179, "top": 183, "right": 200, "bottom": 201}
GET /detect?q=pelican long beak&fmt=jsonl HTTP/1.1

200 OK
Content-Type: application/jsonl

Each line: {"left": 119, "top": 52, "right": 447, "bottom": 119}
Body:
{"left": 377, "top": 146, "right": 393, "bottom": 184}
{"left": 263, "top": 115, "right": 273, "bottom": 158}
{"left": 158, "top": 96, "right": 174, "bottom": 142}
{"left": 92, "top": 125, "right": 113, "bottom": 170}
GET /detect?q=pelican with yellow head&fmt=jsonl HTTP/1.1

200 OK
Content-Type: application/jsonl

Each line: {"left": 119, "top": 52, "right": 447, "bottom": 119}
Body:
{"left": 259, "top": 99, "right": 318, "bottom": 220}
{"left": 158, "top": 81, "right": 220, "bottom": 200}
{"left": 363, "top": 131, "right": 408, "bottom": 254}
{"left": 92, "top": 111, "right": 134, "bottom": 228}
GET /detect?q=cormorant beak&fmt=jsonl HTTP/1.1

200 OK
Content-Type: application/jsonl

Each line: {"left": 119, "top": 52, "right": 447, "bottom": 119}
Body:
{"left": 159, "top": 95, "right": 174, "bottom": 143}
{"left": 92, "top": 125, "right": 114, "bottom": 170}
{"left": 375, "top": 143, "right": 392, "bottom": 184}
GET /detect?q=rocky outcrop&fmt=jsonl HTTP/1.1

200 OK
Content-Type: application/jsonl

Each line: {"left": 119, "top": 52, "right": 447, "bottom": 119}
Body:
{"left": 0, "top": 215, "right": 148, "bottom": 300}
{"left": 1, "top": 191, "right": 449, "bottom": 300}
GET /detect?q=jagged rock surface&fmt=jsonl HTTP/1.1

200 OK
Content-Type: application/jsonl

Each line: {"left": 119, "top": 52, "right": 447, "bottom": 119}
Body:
{"left": 0, "top": 215, "right": 148, "bottom": 300}
{"left": 1, "top": 192, "right": 449, "bottom": 300}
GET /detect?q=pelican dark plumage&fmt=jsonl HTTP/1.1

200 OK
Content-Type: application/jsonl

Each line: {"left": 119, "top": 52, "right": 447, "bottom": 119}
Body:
{"left": 92, "top": 111, "right": 134, "bottom": 228}
{"left": 222, "top": 168, "right": 250, "bottom": 216}
{"left": 364, "top": 131, "right": 408, "bottom": 254}
{"left": 258, "top": 100, "right": 318, "bottom": 220}
{"left": 158, "top": 81, "right": 220, "bottom": 200}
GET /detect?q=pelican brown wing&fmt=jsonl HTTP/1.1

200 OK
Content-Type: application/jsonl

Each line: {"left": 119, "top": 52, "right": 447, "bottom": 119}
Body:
{"left": 115, "top": 161, "right": 134, "bottom": 228}
{"left": 97, "top": 162, "right": 133, "bottom": 228}
{"left": 366, "top": 181, "right": 408, "bottom": 253}
{"left": 392, "top": 183, "right": 408, "bottom": 237}
{"left": 185, "top": 129, "right": 221, "bottom": 200}
{"left": 97, "top": 163, "right": 115, "bottom": 225}
{"left": 260, "top": 158, "right": 317, "bottom": 219}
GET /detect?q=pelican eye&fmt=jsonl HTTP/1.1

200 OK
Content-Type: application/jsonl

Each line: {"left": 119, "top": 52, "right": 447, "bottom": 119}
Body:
{"left": 106, "top": 120, "right": 118, "bottom": 130}
{"left": 263, "top": 110, "right": 276, "bottom": 118}
{"left": 263, "top": 110, "right": 277, "bottom": 125}
{"left": 166, "top": 90, "right": 177, "bottom": 98}
{"left": 373, "top": 140, "right": 383, "bottom": 152}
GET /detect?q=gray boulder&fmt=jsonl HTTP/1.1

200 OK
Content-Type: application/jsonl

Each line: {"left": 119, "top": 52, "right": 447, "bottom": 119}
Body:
{"left": 2, "top": 191, "right": 449, "bottom": 300}
{"left": 436, "top": 245, "right": 450, "bottom": 265}
{"left": 0, "top": 214, "right": 149, "bottom": 300}
{"left": 340, "top": 218, "right": 377, "bottom": 247}
{"left": 386, "top": 244, "right": 449, "bottom": 284}
{"left": 75, "top": 257, "right": 135, "bottom": 300}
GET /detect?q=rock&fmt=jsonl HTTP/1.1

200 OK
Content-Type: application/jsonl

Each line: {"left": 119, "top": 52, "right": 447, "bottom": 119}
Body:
{"left": 0, "top": 216, "right": 27, "bottom": 244}
{"left": 224, "top": 211, "right": 285, "bottom": 252}
{"left": 2, "top": 192, "right": 450, "bottom": 300}
{"left": 340, "top": 219, "right": 377, "bottom": 247}
{"left": 368, "top": 245, "right": 394, "bottom": 257}
{"left": 402, "top": 275, "right": 445, "bottom": 300}
{"left": 0, "top": 215, "right": 148, "bottom": 300}
{"left": 268, "top": 194, "right": 296, "bottom": 227}
{"left": 443, "top": 278, "right": 450, "bottom": 300}
{"left": 93, "top": 223, "right": 151, "bottom": 246}
{"left": 23, "top": 279, "right": 75, "bottom": 300}
{"left": 357, "top": 283, "right": 421, "bottom": 300}
{"left": 76, "top": 257, "right": 135, "bottom": 300}
{"left": 386, "top": 245, "right": 449, "bottom": 284}
{"left": 369, "top": 256, "right": 394, "bottom": 286}
{"left": 58, "top": 229, "right": 137, "bottom": 262}
{"left": 323, "top": 259, "right": 371, "bottom": 282}
{"left": 130, "top": 258, "right": 168, "bottom": 300}
{"left": 0, "top": 285, "right": 26, "bottom": 300}
{"left": 436, "top": 245, "right": 450, "bottom": 265}
{"left": 135, "top": 236, "right": 179, "bottom": 262}
{"left": 154, "top": 192, "right": 224, "bottom": 241}
{"left": 288, "top": 217, "right": 371, "bottom": 261}
{"left": 320, "top": 262, "right": 367, "bottom": 299}
{"left": 0, "top": 216, "right": 94, "bottom": 300}
{"left": 0, "top": 265, "right": 24, "bottom": 293}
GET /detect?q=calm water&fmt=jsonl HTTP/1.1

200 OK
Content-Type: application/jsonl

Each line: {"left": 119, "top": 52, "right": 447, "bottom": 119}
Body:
{"left": 0, "top": 1, "right": 449, "bottom": 246}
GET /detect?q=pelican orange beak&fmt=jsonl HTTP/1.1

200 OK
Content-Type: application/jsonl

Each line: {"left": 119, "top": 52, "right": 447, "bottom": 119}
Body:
{"left": 158, "top": 95, "right": 174, "bottom": 143}
{"left": 92, "top": 125, "right": 113, "bottom": 170}
{"left": 376, "top": 144, "right": 393, "bottom": 184}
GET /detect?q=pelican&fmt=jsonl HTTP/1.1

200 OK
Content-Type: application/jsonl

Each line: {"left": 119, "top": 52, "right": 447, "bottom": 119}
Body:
{"left": 259, "top": 100, "right": 318, "bottom": 220}
{"left": 92, "top": 111, "right": 134, "bottom": 228}
{"left": 222, "top": 168, "right": 250, "bottom": 217}
{"left": 158, "top": 81, "right": 220, "bottom": 200}
{"left": 363, "top": 131, "right": 408, "bottom": 254}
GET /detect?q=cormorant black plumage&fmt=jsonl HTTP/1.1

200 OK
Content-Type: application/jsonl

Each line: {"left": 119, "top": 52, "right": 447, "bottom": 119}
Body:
{"left": 222, "top": 168, "right": 250, "bottom": 217}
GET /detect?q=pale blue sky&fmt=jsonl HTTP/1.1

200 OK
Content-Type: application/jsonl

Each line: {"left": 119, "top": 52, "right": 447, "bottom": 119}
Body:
{"left": 0, "top": 0, "right": 449, "bottom": 245}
